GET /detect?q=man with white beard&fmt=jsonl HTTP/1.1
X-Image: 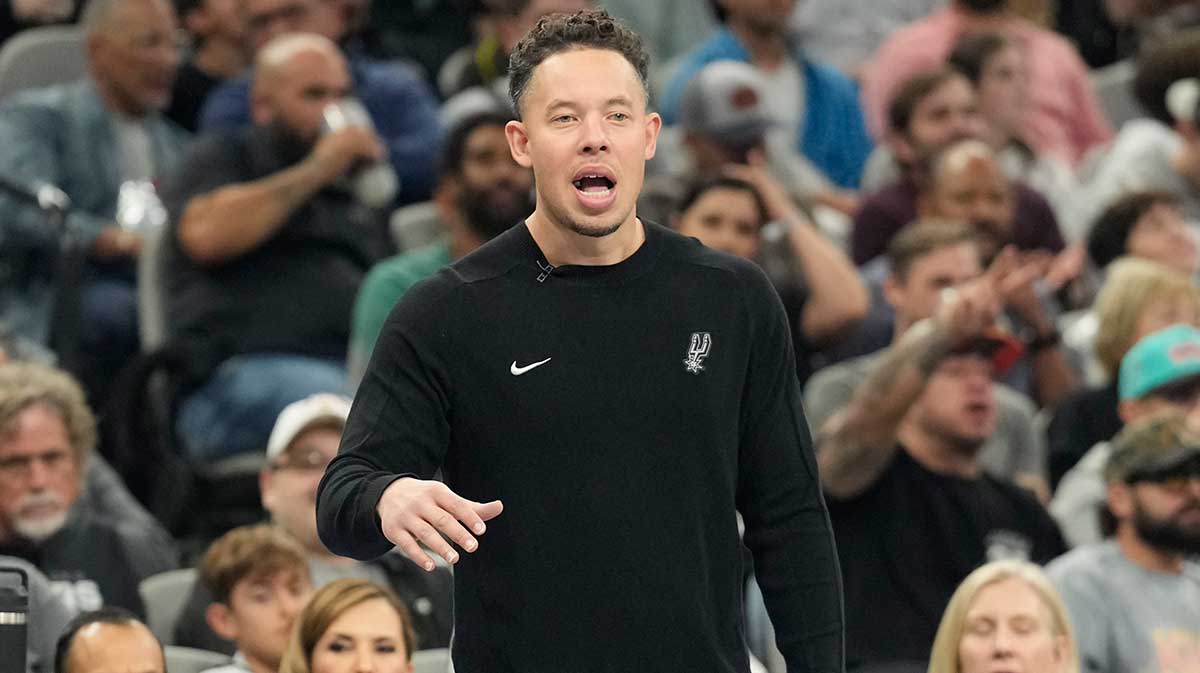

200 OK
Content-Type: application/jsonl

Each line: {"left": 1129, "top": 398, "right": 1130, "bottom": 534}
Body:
{"left": 0, "top": 363, "right": 177, "bottom": 616}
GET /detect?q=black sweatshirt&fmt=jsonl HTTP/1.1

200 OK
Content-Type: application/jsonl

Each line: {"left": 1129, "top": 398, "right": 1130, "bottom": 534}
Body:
{"left": 317, "top": 221, "right": 843, "bottom": 673}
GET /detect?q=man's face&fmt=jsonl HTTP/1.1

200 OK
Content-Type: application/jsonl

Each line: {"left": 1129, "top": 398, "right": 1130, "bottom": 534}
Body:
{"left": 895, "top": 76, "right": 982, "bottom": 167}
{"left": 245, "top": 0, "right": 341, "bottom": 51}
{"left": 1116, "top": 459, "right": 1200, "bottom": 556}
{"left": 911, "top": 353, "right": 998, "bottom": 452}
{"left": 260, "top": 425, "right": 340, "bottom": 553}
{"left": 924, "top": 155, "right": 1015, "bottom": 258}
{"left": 885, "top": 241, "right": 983, "bottom": 327}
{"left": 64, "top": 622, "right": 164, "bottom": 673}
{"left": 506, "top": 48, "right": 661, "bottom": 238}
{"left": 1127, "top": 203, "right": 1199, "bottom": 277}
{"left": 187, "top": 0, "right": 245, "bottom": 45}
{"left": 720, "top": 0, "right": 797, "bottom": 31}
{"left": 674, "top": 186, "right": 763, "bottom": 260}
{"left": 684, "top": 132, "right": 762, "bottom": 177}
{"left": 255, "top": 48, "right": 352, "bottom": 149}
{"left": 0, "top": 404, "right": 81, "bottom": 544}
{"left": 89, "top": 0, "right": 180, "bottom": 116}
{"left": 454, "top": 123, "right": 535, "bottom": 241}
{"left": 215, "top": 567, "right": 313, "bottom": 670}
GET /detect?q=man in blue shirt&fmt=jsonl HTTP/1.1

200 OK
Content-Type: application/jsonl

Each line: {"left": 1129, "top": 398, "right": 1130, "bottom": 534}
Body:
{"left": 198, "top": 0, "right": 442, "bottom": 203}
{"left": 658, "top": 0, "right": 873, "bottom": 190}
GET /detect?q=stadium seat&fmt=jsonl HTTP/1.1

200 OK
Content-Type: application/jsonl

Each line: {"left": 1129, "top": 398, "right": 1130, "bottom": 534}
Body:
{"left": 164, "top": 645, "right": 231, "bottom": 673}
{"left": 140, "top": 568, "right": 198, "bottom": 645}
{"left": 0, "top": 26, "right": 86, "bottom": 101}
{"left": 413, "top": 648, "right": 451, "bottom": 673}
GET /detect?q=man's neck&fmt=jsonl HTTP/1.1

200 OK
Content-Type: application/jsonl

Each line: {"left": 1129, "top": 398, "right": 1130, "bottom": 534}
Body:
{"left": 433, "top": 189, "right": 486, "bottom": 261}
{"left": 1116, "top": 525, "right": 1186, "bottom": 574}
{"left": 898, "top": 423, "right": 982, "bottom": 479}
{"left": 525, "top": 210, "right": 645, "bottom": 267}
{"left": 727, "top": 20, "right": 790, "bottom": 70}
{"left": 192, "top": 37, "right": 248, "bottom": 80}
{"left": 241, "top": 651, "right": 278, "bottom": 673}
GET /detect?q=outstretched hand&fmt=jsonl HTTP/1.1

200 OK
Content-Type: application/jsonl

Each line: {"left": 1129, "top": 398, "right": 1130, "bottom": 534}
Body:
{"left": 377, "top": 477, "right": 504, "bottom": 572}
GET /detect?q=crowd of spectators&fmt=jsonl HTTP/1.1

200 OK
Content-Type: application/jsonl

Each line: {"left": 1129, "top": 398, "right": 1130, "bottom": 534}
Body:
{"left": 0, "top": 0, "right": 1198, "bottom": 672}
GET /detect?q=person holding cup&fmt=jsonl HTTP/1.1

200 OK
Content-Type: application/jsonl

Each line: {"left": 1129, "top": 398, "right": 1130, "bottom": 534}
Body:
{"left": 160, "top": 33, "right": 394, "bottom": 462}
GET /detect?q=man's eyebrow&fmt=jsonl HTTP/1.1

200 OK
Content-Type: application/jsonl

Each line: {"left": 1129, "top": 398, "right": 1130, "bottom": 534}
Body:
{"left": 606, "top": 96, "right": 633, "bottom": 107}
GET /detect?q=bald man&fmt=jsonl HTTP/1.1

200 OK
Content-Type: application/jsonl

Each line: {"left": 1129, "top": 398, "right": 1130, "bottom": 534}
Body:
{"left": 55, "top": 608, "right": 165, "bottom": 673}
{"left": 920, "top": 139, "right": 1067, "bottom": 260}
{"left": 0, "top": 0, "right": 187, "bottom": 401}
{"left": 161, "top": 34, "right": 394, "bottom": 461}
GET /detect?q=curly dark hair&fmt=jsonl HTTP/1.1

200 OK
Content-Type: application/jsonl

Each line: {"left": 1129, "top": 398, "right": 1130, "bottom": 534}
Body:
{"left": 507, "top": 9, "right": 650, "bottom": 118}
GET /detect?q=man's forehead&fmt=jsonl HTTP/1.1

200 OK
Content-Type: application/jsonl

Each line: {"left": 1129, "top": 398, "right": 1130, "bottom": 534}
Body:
{"left": 524, "top": 48, "right": 645, "bottom": 111}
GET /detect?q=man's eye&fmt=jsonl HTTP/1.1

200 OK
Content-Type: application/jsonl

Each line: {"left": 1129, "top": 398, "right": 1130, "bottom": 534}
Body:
{"left": 611, "top": 113, "right": 629, "bottom": 121}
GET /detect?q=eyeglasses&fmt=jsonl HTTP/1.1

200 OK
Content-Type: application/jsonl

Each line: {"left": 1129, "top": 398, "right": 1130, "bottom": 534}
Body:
{"left": 268, "top": 447, "right": 332, "bottom": 472}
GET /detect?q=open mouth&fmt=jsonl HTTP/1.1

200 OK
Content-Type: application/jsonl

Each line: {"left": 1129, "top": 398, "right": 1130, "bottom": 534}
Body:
{"left": 571, "top": 167, "right": 618, "bottom": 211}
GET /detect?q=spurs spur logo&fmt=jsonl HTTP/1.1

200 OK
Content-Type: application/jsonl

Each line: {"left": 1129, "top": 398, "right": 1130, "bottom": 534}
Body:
{"left": 684, "top": 332, "right": 712, "bottom": 374}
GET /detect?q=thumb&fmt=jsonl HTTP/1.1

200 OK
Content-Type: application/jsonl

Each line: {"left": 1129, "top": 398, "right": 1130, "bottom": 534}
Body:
{"left": 472, "top": 499, "right": 504, "bottom": 521}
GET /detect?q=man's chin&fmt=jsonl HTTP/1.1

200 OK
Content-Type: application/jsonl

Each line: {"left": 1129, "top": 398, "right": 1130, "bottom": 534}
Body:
{"left": 13, "top": 511, "right": 68, "bottom": 543}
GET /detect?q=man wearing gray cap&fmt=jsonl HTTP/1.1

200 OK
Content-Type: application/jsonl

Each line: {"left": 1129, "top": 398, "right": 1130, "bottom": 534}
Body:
{"left": 1048, "top": 410, "right": 1200, "bottom": 673}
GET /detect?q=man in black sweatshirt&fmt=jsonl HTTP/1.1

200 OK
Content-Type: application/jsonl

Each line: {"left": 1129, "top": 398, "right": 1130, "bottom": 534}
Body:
{"left": 316, "top": 9, "right": 843, "bottom": 672}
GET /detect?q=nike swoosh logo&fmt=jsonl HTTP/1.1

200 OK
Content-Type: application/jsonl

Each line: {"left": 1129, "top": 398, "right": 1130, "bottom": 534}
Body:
{"left": 510, "top": 358, "right": 551, "bottom": 376}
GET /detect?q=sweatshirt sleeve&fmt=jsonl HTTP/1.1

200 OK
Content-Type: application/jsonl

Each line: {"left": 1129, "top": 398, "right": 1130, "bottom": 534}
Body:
{"left": 317, "top": 273, "right": 460, "bottom": 560}
{"left": 736, "top": 266, "right": 845, "bottom": 673}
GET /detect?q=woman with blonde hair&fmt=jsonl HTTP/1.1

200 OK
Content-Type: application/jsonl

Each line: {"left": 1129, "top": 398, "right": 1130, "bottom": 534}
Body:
{"left": 928, "top": 560, "right": 1078, "bottom": 673}
{"left": 278, "top": 578, "right": 417, "bottom": 673}
{"left": 1050, "top": 257, "right": 1200, "bottom": 485}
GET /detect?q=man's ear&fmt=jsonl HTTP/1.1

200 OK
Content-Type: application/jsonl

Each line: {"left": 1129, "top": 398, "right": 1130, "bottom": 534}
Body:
{"left": 889, "top": 131, "right": 916, "bottom": 166}
{"left": 506, "top": 120, "right": 533, "bottom": 169}
{"left": 250, "top": 86, "right": 273, "bottom": 128}
{"left": 1107, "top": 480, "right": 1134, "bottom": 519}
{"left": 1118, "top": 400, "right": 1141, "bottom": 424}
{"left": 644, "top": 111, "right": 663, "bottom": 160}
{"left": 259, "top": 469, "right": 275, "bottom": 513}
{"left": 882, "top": 274, "right": 905, "bottom": 311}
{"left": 206, "top": 602, "right": 239, "bottom": 642}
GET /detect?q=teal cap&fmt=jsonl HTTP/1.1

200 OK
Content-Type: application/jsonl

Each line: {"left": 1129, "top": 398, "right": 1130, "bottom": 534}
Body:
{"left": 1119, "top": 324, "right": 1200, "bottom": 401}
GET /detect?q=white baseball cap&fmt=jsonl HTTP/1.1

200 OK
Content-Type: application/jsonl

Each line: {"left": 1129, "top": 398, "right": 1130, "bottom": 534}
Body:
{"left": 266, "top": 393, "right": 353, "bottom": 459}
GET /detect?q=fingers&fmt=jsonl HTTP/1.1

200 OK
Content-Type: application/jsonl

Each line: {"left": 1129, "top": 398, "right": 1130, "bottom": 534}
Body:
{"left": 377, "top": 479, "right": 504, "bottom": 572}
{"left": 474, "top": 499, "right": 505, "bottom": 522}
{"left": 384, "top": 526, "right": 439, "bottom": 573}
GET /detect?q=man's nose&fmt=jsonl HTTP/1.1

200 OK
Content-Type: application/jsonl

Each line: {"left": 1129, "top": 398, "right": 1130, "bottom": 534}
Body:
{"left": 578, "top": 117, "right": 609, "bottom": 154}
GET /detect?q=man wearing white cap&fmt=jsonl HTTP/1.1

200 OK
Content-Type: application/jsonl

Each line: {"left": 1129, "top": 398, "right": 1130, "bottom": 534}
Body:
{"left": 174, "top": 393, "right": 452, "bottom": 653}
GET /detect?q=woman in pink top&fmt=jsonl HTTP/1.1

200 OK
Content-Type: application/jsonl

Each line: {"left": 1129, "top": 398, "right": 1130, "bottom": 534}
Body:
{"left": 862, "top": 0, "right": 1113, "bottom": 165}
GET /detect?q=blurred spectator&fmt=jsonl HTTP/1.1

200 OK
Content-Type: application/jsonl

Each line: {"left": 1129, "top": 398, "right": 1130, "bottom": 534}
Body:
{"left": 0, "top": 0, "right": 84, "bottom": 46}
{"left": 0, "top": 0, "right": 185, "bottom": 401}
{"left": 166, "top": 0, "right": 249, "bottom": 132}
{"left": 920, "top": 139, "right": 1066, "bottom": 261}
{"left": 174, "top": 394, "right": 452, "bottom": 653}
{"left": 861, "top": 0, "right": 1113, "bottom": 166}
{"left": 200, "top": 0, "right": 442, "bottom": 204}
{"left": 670, "top": 163, "right": 869, "bottom": 380}
{"left": 1080, "top": 30, "right": 1200, "bottom": 228}
{"left": 162, "top": 35, "right": 393, "bottom": 461}
{"left": 928, "top": 560, "right": 1078, "bottom": 673}
{"left": 947, "top": 31, "right": 1080, "bottom": 239}
{"left": 1086, "top": 191, "right": 1199, "bottom": 278}
{"left": 198, "top": 524, "right": 313, "bottom": 673}
{"left": 349, "top": 110, "right": 532, "bottom": 384}
{"left": 362, "top": 0, "right": 475, "bottom": 87}
{"left": 54, "top": 607, "right": 165, "bottom": 673}
{"left": 277, "top": 578, "right": 417, "bottom": 673}
{"left": 1052, "top": 324, "right": 1200, "bottom": 547}
{"left": 816, "top": 257, "right": 1065, "bottom": 670}
{"left": 1, "top": 555, "right": 75, "bottom": 673}
{"left": 1048, "top": 411, "right": 1200, "bottom": 673}
{"left": 642, "top": 60, "right": 853, "bottom": 232}
{"left": 1051, "top": 258, "right": 1200, "bottom": 489}
{"left": 1056, "top": 0, "right": 1135, "bottom": 69}
{"left": 789, "top": 0, "right": 943, "bottom": 78}
{"left": 851, "top": 68, "right": 1062, "bottom": 266}
{"left": 439, "top": 0, "right": 591, "bottom": 100}
{"left": 0, "top": 362, "right": 177, "bottom": 616}
{"left": 658, "top": 0, "right": 873, "bottom": 190}
{"left": 598, "top": 0, "right": 715, "bottom": 67}
{"left": 806, "top": 221, "right": 1049, "bottom": 498}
